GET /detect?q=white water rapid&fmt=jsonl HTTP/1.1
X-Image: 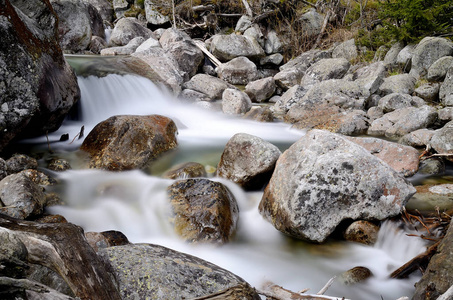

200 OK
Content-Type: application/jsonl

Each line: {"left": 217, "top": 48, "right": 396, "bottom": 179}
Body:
{"left": 38, "top": 59, "right": 427, "bottom": 299}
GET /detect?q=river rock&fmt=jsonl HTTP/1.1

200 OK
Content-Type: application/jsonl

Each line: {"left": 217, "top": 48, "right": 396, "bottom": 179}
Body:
{"left": 259, "top": 129, "right": 416, "bottom": 243}
{"left": 367, "top": 106, "right": 384, "bottom": 122}
{"left": 346, "top": 136, "right": 420, "bottom": 177}
{"left": 407, "top": 184, "right": 453, "bottom": 211}
{"left": 274, "top": 49, "right": 331, "bottom": 90}
{"left": 112, "top": 0, "right": 129, "bottom": 19}
{"left": 167, "top": 178, "right": 239, "bottom": 244}
{"left": 89, "top": 35, "right": 108, "bottom": 54}
{"left": 235, "top": 15, "right": 252, "bottom": 33}
{"left": 415, "top": 82, "right": 439, "bottom": 102}
{"left": 411, "top": 37, "right": 453, "bottom": 78}
{"left": 132, "top": 47, "right": 184, "bottom": 94}
{"left": 85, "top": 0, "right": 114, "bottom": 23}
{"left": 222, "top": 88, "right": 252, "bottom": 115}
{"left": 260, "top": 53, "right": 284, "bottom": 66}
{"left": 109, "top": 17, "right": 153, "bottom": 46}
{"left": 162, "top": 162, "right": 207, "bottom": 179}
{"left": 264, "top": 30, "right": 283, "bottom": 54}
{"left": 217, "top": 133, "right": 281, "bottom": 190}
{"left": 245, "top": 77, "right": 276, "bottom": 103}
{"left": 383, "top": 41, "right": 404, "bottom": 68}
{"left": 418, "top": 158, "right": 445, "bottom": 176}
{"left": 368, "top": 106, "right": 438, "bottom": 139}
{"left": 160, "top": 29, "right": 204, "bottom": 80}
{"left": 292, "top": 108, "right": 369, "bottom": 136}
{"left": 210, "top": 34, "right": 265, "bottom": 62}
{"left": 0, "top": 172, "right": 46, "bottom": 219}
{"left": 430, "top": 120, "right": 453, "bottom": 162}
{"left": 0, "top": 0, "right": 80, "bottom": 151}
{"left": 300, "top": 58, "right": 350, "bottom": 87}
{"left": 332, "top": 39, "right": 358, "bottom": 62}
{"left": 343, "top": 221, "right": 379, "bottom": 245}
{"left": 85, "top": 230, "right": 130, "bottom": 252}
{"left": 438, "top": 107, "right": 453, "bottom": 123}
{"left": 378, "top": 74, "right": 416, "bottom": 96}
{"left": 182, "top": 74, "right": 232, "bottom": 100}
{"left": 398, "top": 129, "right": 435, "bottom": 148}
{"left": 217, "top": 56, "right": 258, "bottom": 85}
{"left": 5, "top": 154, "right": 38, "bottom": 175}
{"left": 144, "top": 0, "right": 170, "bottom": 27}
{"left": 427, "top": 56, "right": 453, "bottom": 82}
{"left": 413, "top": 220, "right": 453, "bottom": 299}
{"left": 243, "top": 107, "right": 274, "bottom": 122}
{"left": 0, "top": 159, "right": 6, "bottom": 181}
{"left": 100, "top": 36, "right": 145, "bottom": 55}
{"left": 135, "top": 36, "right": 160, "bottom": 52}
{"left": 49, "top": 0, "right": 95, "bottom": 52}
{"left": 439, "top": 66, "right": 453, "bottom": 106}
{"left": 0, "top": 227, "right": 28, "bottom": 278}
{"left": 97, "top": 244, "right": 259, "bottom": 299}
{"left": 338, "top": 266, "right": 373, "bottom": 285}
{"left": 377, "top": 93, "right": 417, "bottom": 113}
{"left": 298, "top": 8, "right": 323, "bottom": 37}
{"left": 179, "top": 89, "right": 210, "bottom": 103}
{"left": 271, "top": 85, "right": 307, "bottom": 115}
{"left": 47, "top": 159, "right": 71, "bottom": 172}
{"left": 396, "top": 44, "right": 415, "bottom": 72}
{"left": 244, "top": 25, "right": 265, "bottom": 48}
{"left": 80, "top": 115, "right": 178, "bottom": 171}
{"left": 352, "top": 61, "right": 386, "bottom": 95}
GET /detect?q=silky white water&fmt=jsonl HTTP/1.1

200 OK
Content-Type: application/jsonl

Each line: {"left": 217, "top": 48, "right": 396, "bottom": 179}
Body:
{"left": 35, "top": 61, "right": 428, "bottom": 299}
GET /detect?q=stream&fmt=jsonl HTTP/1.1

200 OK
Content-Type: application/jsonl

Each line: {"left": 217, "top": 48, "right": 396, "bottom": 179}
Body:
{"left": 22, "top": 56, "right": 428, "bottom": 299}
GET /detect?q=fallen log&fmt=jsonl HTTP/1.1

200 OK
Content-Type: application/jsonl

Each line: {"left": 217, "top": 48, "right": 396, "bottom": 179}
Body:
{"left": 257, "top": 281, "right": 351, "bottom": 300}
{"left": 390, "top": 240, "right": 440, "bottom": 279}
{"left": 0, "top": 214, "right": 121, "bottom": 300}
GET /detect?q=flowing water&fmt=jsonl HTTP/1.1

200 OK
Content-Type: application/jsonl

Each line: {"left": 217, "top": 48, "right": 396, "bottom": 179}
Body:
{"left": 28, "top": 56, "right": 429, "bottom": 299}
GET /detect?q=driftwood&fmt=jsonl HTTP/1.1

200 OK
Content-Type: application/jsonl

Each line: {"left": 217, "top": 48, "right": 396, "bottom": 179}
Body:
{"left": 312, "top": 10, "right": 332, "bottom": 50}
{"left": 0, "top": 214, "right": 121, "bottom": 300}
{"left": 189, "top": 282, "right": 258, "bottom": 299}
{"left": 390, "top": 240, "right": 440, "bottom": 279}
{"left": 193, "top": 40, "right": 223, "bottom": 67}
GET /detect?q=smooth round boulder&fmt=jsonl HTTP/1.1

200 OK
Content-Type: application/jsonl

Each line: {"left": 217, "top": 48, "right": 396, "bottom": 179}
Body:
{"left": 162, "top": 162, "right": 207, "bottom": 179}
{"left": 80, "top": 115, "right": 178, "bottom": 170}
{"left": 411, "top": 37, "right": 453, "bottom": 78}
{"left": 167, "top": 178, "right": 239, "bottom": 244}
{"left": 217, "top": 56, "right": 258, "bottom": 85}
{"left": 343, "top": 220, "right": 379, "bottom": 245}
{"left": 430, "top": 120, "right": 453, "bottom": 162}
{"left": 109, "top": 17, "right": 153, "bottom": 46}
{"left": 217, "top": 133, "right": 281, "bottom": 190}
{"left": 210, "top": 34, "right": 265, "bottom": 62}
{"left": 222, "top": 89, "right": 252, "bottom": 115}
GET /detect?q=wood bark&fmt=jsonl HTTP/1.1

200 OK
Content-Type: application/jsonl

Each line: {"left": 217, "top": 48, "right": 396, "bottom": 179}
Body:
{"left": 0, "top": 214, "right": 121, "bottom": 300}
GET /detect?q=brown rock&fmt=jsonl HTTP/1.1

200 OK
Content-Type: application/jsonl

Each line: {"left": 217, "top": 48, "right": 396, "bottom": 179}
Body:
{"left": 162, "top": 162, "right": 207, "bottom": 179}
{"left": 406, "top": 184, "right": 453, "bottom": 211}
{"left": 346, "top": 136, "right": 420, "bottom": 177}
{"left": 343, "top": 220, "right": 379, "bottom": 245}
{"left": 80, "top": 115, "right": 178, "bottom": 171}
{"left": 167, "top": 178, "right": 239, "bottom": 244}
{"left": 338, "top": 266, "right": 373, "bottom": 285}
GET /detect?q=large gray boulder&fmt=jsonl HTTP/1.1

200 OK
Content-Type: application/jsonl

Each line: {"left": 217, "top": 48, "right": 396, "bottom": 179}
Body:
{"left": 383, "top": 41, "right": 404, "bottom": 68}
{"left": 100, "top": 36, "right": 145, "bottom": 55}
{"left": 109, "top": 17, "right": 153, "bottom": 46}
{"left": 368, "top": 105, "right": 438, "bottom": 139}
{"left": 411, "top": 37, "right": 453, "bottom": 78}
{"left": 0, "top": 0, "right": 80, "bottom": 152}
{"left": 379, "top": 74, "right": 416, "bottom": 96}
{"left": 245, "top": 77, "right": 276, "bottom": 103}
{"left": 210, "top": 34, "right": 265, "bottom": 62}
{"left": 112, "top": 0, "right": 129, "bottom": 19}
{"left": 132, "top": 47, "right": 184, "bottom": 94}
{"left": 396, "top": 44, "right": 415, "bottom": 72}
{"left": 0, "top": 172, "right": 46, "bottom": 219}
{"left": 144, "top": 0, "right": 170, "bottom": 27}
{"left": 182, "top": 74, "right": 232, "bottom": 100}
{"left": 98, "top": 244, "right": 259, "bottom": 299}
{"left": 259, "top": 129, "right": 416, "bottom": 243}
{"left": 271, "top": 85, "right": 307, "bottom": 115}
{"left": 167, "top": 178, "right": 239, "bottom": 244}
{"left": 159, "top": 28, "right": 204, "bottom": 80}
{"left": 84, "top": 0, "right": 114, "bottom": 23}
{"left": 222, "top": 88, "right": 252, "bottom": 115}
{"left": 217, "top": 56, "right": 258, "bottom": 85}
{"left": 298, "top": 8, "right": 323, "bottom": 37}
{"left": 439, "top": 67, "right": 453, "bottom": 106}
{"left": 332, "top": 39, "right": 358, "bottom": 62}
{"left": 377, "top": 93, "right": 418, "bottom": 113}
{"left": 428, "top": 56, "right": 453, "bottom": 82}
{"left": 49, "top": 0, "right": 96, "bottom": 52}
{"left": 217, "top": 133, "right": 281, "bottom": 190}
{"left": 352, "top": 61, "right": 386, "bottom": 95}
{"left": 300, "top": 58, "right": 350, "bottom": 87}
{"left": 430, "top": 120, "right": 453, "bottom": 162}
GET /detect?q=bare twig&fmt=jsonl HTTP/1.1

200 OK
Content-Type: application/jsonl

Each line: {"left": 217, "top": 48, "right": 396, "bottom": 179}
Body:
{"left": 241, "top": 0, "right": 253, "bottom": 17}
{"left": 312, "top": 10, "right": 332, "bottom": 50}
{"left": 317, "top": 276, "right": 336, "bottom": 295}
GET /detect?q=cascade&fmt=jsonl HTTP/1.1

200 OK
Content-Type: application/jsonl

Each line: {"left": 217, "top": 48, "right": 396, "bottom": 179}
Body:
{"left": 38, "top": 57, "right": 427, "bottom": 299}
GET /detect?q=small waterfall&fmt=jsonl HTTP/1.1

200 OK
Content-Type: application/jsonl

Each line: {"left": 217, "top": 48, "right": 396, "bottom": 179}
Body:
{"left": 47, "top": 169, "right": 427, "bottom": 300}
